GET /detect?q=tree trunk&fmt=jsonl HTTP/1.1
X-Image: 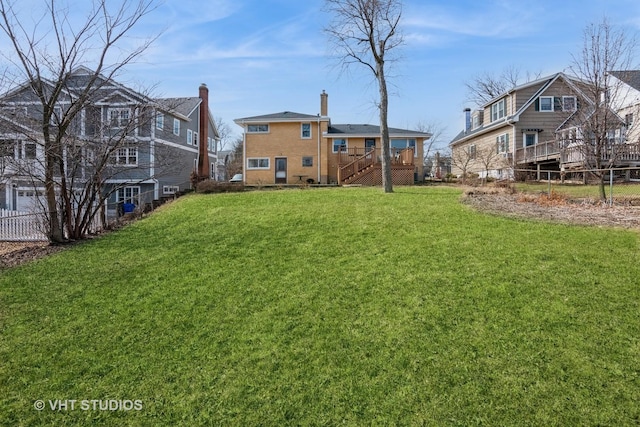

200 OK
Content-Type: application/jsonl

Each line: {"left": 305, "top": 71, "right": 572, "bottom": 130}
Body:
{"left": 43, "top": 133, "right": 64, "bottom": 243}
{"left": 377, "top": 60, "right": 393, "bottom": 193}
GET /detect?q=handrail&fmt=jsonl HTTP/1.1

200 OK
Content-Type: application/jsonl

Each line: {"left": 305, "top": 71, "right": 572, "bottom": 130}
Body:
{"left": 338, "top": 147, "right": 415, "bottom": 183}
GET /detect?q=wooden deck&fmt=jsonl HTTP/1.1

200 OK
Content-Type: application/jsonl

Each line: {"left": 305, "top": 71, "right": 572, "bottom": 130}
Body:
{"left": 337, "top": 147, "right": 415, "bottom": 185}
{"left": 515, "top": 141, "right": 640, "bottom": 168}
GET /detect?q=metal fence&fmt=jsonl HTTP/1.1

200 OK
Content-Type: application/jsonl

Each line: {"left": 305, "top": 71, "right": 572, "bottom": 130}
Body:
{"left": 514, "top": 166, "right": 640, "bottom": 207}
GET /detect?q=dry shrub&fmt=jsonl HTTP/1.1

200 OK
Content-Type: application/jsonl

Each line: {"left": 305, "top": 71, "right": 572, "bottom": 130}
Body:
{"left": 196, "top": 180, "right": 244, "bottom": 194}
{"left": 534, "top": 190, "right": 568, "bottom": 207}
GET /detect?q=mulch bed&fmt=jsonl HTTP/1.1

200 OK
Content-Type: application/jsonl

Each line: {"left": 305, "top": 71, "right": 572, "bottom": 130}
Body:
{"left": 462, "top": 188, "right": 640, "bottom": 229}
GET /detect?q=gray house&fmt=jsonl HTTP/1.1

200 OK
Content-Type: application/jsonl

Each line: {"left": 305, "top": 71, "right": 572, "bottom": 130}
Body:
{"left": 0, "top": 67, "right": 219, "bottom": 218}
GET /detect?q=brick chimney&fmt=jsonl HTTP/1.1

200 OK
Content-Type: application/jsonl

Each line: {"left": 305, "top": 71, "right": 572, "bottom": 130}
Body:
{"left": 320, "top": 90, "right": 328, "bottom": 116}
{"left": 197, "top": 83, "right": 210, "bottom": 179}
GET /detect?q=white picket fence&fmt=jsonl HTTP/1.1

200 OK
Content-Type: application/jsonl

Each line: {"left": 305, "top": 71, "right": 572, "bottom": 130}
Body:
{"left": 0, "top": 209, "right": 48, "bottom": 241}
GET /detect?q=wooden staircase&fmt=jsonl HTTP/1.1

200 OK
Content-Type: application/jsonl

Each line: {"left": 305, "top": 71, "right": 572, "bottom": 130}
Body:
{"left": 338, "top": 147, "right": 415, "bottom": 185}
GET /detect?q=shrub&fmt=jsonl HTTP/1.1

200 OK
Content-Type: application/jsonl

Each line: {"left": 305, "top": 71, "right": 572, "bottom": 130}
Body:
{"left": 196, "top": 180, "right": 244, "bottom": 194}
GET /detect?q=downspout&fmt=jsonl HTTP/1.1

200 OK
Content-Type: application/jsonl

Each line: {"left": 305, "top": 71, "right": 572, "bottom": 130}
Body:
{"left": 242, "top": 121, "right": 247, "bottom": 184}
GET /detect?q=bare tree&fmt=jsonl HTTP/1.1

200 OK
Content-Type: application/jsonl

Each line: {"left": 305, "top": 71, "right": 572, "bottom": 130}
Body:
{"left": 325, "top": 0, "right": 403, "bottom": 193}
{"left": 465, "top": 65, "right": 542, "bottom": 107}
{"left": 414, "top": 120, "right": 445, "bottom": 171}
{"left": 0, "top": 0, "right": 159, "bottom": 242}
{"left": 476, "top": 145, "right": 502, "bottom": 185}
{"left": 214, "top": 116, "right": 235, "bottom": 152}
{"left": 450, "top": 145, "right": 475, "bottom": 185}
{"left": 569, "top": 17, "right": 638, "bottom": 201}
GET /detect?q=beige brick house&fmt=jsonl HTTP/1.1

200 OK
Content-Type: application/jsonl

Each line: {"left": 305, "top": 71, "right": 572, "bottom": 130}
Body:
{"left": 234, "top": 91, "right": 431, "bottom": 185}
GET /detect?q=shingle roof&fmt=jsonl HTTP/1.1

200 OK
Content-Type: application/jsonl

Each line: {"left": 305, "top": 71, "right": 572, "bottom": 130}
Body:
{"left": 156, "top": 97, "right": 201, "bottom": 118}
{"left": 236, "top": 111, "right": 320, "bottom": 121}
{"left": 609, "top": 70, "right": 640, "bottom": 91}
{"left": 328, "top": 123, "right": 430, "bottom": 137}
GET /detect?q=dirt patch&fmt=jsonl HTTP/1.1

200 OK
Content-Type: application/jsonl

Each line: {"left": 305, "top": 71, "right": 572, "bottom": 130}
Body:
{"left": 462, "top": 187, "right": 640, "bottom": 229}
{"left": 0, "top": 241, "right": 69, "bottom": 269}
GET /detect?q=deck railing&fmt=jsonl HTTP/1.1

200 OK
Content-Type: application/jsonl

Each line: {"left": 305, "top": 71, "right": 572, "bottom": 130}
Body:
{"left": 337, "top": 147, "right": 414, "bottom": 183}
{"left": 516, "top": 141, "right": 640, "bottom": 166}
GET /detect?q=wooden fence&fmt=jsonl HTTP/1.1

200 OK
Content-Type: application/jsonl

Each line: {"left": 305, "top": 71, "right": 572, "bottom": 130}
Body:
{"left": 0, "top": 209, "right": 48, "bottom": 241}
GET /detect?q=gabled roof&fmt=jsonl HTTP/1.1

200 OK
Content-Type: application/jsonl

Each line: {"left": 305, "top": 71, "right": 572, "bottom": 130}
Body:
{"left": 156, "top": 97, "right": 200, "bottom": 120}
{"left": 234, "top": 111, "right": 323, "bottom": 123}
{"left": 450, "top": 72, "right": 592, "bottom": 146}
{"left": 327, "top": 123, "right": 431, "bottom": 138}
{"left": 609, "top": 70, "right": 640, "bottom": 91}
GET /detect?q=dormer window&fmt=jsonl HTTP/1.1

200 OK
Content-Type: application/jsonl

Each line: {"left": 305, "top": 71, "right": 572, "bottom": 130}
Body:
{"left": 539, "top": 96, "right": 553, "bottom": 112}
{"left": 490, "top": 99, "right": 505, "bottom": 122}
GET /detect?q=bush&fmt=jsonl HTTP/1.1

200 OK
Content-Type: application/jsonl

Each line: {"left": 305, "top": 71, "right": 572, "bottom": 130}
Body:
{"left": 196, "top": 180, "right": 244, "bottom": 194}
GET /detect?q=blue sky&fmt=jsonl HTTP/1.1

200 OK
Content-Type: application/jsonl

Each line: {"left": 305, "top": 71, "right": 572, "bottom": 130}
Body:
{"left": 5, "top": 0, "right": 640, "bottom": 149}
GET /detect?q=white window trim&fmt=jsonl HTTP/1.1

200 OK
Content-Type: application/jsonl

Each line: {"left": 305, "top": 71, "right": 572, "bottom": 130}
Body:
{"left": 163, "top": 185, "right": 180, "bottom": 194}
{"left": 108, "top": 107, "right": 131, "bottom": 128}
{"left": 539, "top": 96, "right": 554, "bottom": 112}
{"left": 194, "top": 131, "right": 198, "bottom": 147}
{"left": 301, "top": 123, "right": 311, "bottom": 139}
{"left": 496, "top": 133, "right": 509, "bottom": 153}
{"left": 173, "top": 118, "right": 180, "bottom": 135}
{"left": 247, "top": 157, "right": 270, "bottom": 169}
{"left": 524, "top": 132, "right": 538, "bottom": 147}
{"left": 562, "top": 96, "right": 576, "bottom": 112}
{"left": 332, "top": 138, "right": 348, "bottom": 153}
{"left": 156, "top": 113, "right": 164, "bottom": 130}
{"left": 491, "top": 99, "right": 505, "bottom": 122}
{"left": 187, "top": 129, "right": 193, "bottom": 145}
{"left": 116, "top": 186, "right": 141, "bottom": 205}
{"left": 111, "top": 146, "right": 138, "bottom": 166}
{"left": 247, "top": 124, "right": 269, "bottom": 133}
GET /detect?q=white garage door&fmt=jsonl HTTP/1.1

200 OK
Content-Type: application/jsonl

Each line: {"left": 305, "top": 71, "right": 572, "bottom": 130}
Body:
{"left": 16, "top": 189, "right": 44, "bottom": 212}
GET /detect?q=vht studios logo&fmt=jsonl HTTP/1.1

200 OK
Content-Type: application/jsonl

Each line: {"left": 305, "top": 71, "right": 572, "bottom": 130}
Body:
{"left": 34, "top": 399, "right": 143, "bottom": 411}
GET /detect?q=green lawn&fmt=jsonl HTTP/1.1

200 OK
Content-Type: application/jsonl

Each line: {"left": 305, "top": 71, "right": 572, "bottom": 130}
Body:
{"left": 1, "top": 187, "right": 639, "bottom": 426}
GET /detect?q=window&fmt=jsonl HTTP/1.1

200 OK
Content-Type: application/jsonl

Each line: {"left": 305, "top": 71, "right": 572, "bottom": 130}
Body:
{"left": 0, "top": 139, "right": 13, "bottom": 157}
{"left": 496, "top": 133, "right": 509, "bottom": 153}
{"left": 391, "top": 139, "right": 417, "bottom": 157}
{"left": 117, "top": 186, "right": 140, "bottom": 205}
{"left": 332, "top": 138, "right": 347, "bottom": 153}
{"left": 563, "top": 96, "right": 576, "bottom": 112}
{"left": 163, "top": 185, "right": 179, "bottom": 194}
{"left": 247, "top": 158, "right": 270, "bottom": 169}
{"left": 17, "top": 141, "right": 36, "bottom": 160}
{"left": 301, "top": 123, "right": 311, "bottom": 139}
{"left": 207, "top": 137, "right": 213, "bottom": 152}
{"left": 156, "top": 113, "right": 164, "bottom": 130}
{"left": 469, "top": 144, "right": 476, "bottom": 160}
{"left": 302, "top": 156, "right": 313, "bottom": 167}
{"left": 524, "top": 133, "right": 537, "bottom": 147}
{"left": 539, "top": 96, "right": 553, "bottom": 112}
{"left": 51, "top": 106, "right": 63, "bottom": 126}
{"left": 625, "top": 113, "right": 634, "bottom": 127}
{"left": 111, "top": 146, "right": 138, "bottom": 166}
{"left": 247, "top": 124, "right": 269, "bottom": 133}
{"left": 173, "top": 118, "right": 180, "bottom": 135}
{"left": 194, "top": 131, "right": 198, "bottom": 147}
{"left": 491, "top": 99, "right": 505, "bottom": 122}
{"left": 187, "top": 129, "right": 193, "bottom": 145}
{"left": 109, "top": 108, "right": 131, "bottom": 127}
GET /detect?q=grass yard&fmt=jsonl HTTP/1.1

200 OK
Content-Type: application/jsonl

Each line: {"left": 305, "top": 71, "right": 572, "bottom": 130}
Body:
{"left": 1, "top": 187, "right": 639, "bottom": 425}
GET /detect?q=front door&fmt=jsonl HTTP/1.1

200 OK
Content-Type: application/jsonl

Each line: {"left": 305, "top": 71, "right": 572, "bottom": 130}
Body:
{"left": 275, "top": 157, "right": 287, "bottom": 184}
{"left": 365, "top": 138, "right": 376, "bottom": 152}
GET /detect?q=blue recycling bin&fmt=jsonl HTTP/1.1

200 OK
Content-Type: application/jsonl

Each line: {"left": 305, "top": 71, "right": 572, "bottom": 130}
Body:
{"left": 123, "top": 203, "right": 135, "bottom": 213}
